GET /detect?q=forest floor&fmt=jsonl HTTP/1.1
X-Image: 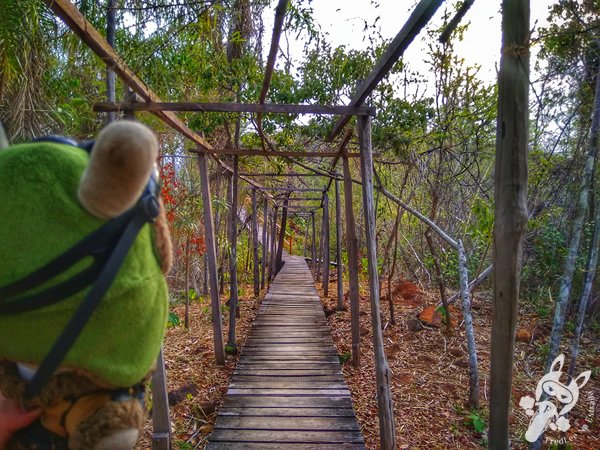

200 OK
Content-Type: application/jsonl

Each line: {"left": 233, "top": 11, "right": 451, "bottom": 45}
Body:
{"left": 138, "top": 276, "right": 600, "bottom": 450}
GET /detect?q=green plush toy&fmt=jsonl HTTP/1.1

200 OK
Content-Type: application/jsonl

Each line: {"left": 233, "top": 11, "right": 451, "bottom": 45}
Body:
{"left": 0, "top": 121, "right": 172, "bottom": 449}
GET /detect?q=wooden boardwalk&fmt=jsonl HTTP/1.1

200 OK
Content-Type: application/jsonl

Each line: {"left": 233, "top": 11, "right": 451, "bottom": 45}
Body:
{"left": 206, "top": 255, "right": 365, "bottom": 449}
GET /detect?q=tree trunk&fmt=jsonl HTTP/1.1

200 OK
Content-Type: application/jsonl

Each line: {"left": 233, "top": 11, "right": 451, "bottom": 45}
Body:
{"left": 545, "top": 41, "right": 600, "bottom": 383}
{"left": 358, "top": 116, "right": 396, "bottom": 449}
{"left": 488, "top": 1, "right": 530, "bottom": 447}
{"left": 569, "top": 196, "right": 600, "bottom": 378}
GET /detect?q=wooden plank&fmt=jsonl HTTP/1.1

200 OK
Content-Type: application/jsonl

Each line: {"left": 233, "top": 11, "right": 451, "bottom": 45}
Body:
{"left": 214, "top": 416, "right": 359, "bottom": 430}
{"left": 218, "top": 407, "right": 357, "bottom": 417}
{"left": 239, "top": 173, "right": 336, "bottom": 177}
{"left": 222, "top": 396, "right": 352, "bottom": 408}
{"left": 93, "top": 101, "right": 375, "bottom": 116}
{"left": 208, "top": 429, "right": 364, "bottom": 444}
{"left": 229, "top": 381, "right": 347, "bottom": 389}
{"left": 207, "top": 441, "right": 365, "bottom": 449}
{"left": 328, "top": 0, "right": 445, "bottom": 140}
{"left": 227, "top": 388, "right": 350, "bottom": 396}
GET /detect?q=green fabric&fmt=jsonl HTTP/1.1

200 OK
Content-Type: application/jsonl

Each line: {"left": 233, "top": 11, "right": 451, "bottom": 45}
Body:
{"left": 0, "top": 141, "right": 168, "bottom": 388}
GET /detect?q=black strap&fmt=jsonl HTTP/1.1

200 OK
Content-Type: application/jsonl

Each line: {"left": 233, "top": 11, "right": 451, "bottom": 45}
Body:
{"left": 25, "top": 207, "right": 150, "bottom": 399}
{"left": 0, "top": 211, "right": 135, "bottom": 313}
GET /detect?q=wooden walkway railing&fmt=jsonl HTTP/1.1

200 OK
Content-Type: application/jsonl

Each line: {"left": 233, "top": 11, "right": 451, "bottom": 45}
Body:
{"left": 206, "top": 254, "right": 365, "bottom": 449}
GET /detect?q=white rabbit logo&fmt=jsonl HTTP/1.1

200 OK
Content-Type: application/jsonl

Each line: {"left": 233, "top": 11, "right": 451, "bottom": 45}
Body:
{"left": 520, "top": 354, "right": 591, "bottom": 442}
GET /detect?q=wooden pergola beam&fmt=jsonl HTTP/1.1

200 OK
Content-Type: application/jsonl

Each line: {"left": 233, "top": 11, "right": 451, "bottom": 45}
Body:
{"left": 239, "top": 172, "right": 339, "bottom": 177}
{"left": 328, "top": 0, "right": 445, "bottom": 140}
{"left": 45, "top": 0, "right": 273, "bottom": 197}
{"left": 189, "top": 148, "right": 360, "bottom": 158}
{"left": 259, "top": 187, "right": 325, "bottom": 192}
{"left": 94, "top": 101, "right": 375, "bottom": 116}
{"left": 44, "top": 0, "right": 213, "bottom": 151}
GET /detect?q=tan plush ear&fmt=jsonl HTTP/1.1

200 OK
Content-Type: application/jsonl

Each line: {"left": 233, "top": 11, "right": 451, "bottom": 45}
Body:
{"left": 78, "top": 120, "right": 158, "bottom": 219}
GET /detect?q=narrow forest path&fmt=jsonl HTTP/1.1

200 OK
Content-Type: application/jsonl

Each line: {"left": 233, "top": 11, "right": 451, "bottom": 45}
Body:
{"left": 206, "top": 253, "right": 365, "bottom": 449}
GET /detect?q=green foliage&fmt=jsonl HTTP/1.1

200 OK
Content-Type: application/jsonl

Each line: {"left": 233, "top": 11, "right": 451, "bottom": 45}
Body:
{"left": 338, "top": 351, "right": 352, "bottom": 364}
{"left": 167, "top": 311, "right": 181, "bottom": 328}
{"left": 225, "top": 344, "right": 237, "bottom": 355}
{"left": 464, "top": 410, "right": 486, "bottom": 434}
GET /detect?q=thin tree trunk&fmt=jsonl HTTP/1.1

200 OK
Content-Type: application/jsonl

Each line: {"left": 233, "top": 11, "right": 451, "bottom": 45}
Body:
{"left": 358, "top": 116, "right": 396, "bottom": 449}
{"left": 458, "top": 241, "right": 480, "bottom": 408}
{"left": 227, "top": 157, "right": 239, "bottom": 349}
{"left": 488, "top": 1, "right": 530, "bottom": 446}
{"left": 546, "top": 43, "right": 600, "bottom": 371}
{"left": 569, "top": 197, "right": 600, "bottom": 378}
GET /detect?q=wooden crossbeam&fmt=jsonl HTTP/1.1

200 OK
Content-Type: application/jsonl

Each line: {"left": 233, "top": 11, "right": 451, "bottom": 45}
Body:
{"left": 328, "top": 0, "right": 445, "bottom": 140}
{"left": 44, "top": 0, "right": 213, "bottom": 151}
{"left": 239, "top": 172, "right": 338, "bottom": 177}
{"left": 189, "top": 148, "right": 360, "bottom": 158}
{"left": 259, "top": 187, "right": 325, "bottom": 192}
{"left": 44, "top": 0, "right": 274, "bottom": 198}
{"left": 94, "top": 101, "right": 375, "bottom": 116}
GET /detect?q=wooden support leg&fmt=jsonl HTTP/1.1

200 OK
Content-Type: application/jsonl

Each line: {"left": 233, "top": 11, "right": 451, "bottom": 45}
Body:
{"left": 269, "top": 207, "right": 278, "bottom": 281}
{"left": 252, "top": 188, "right": 260, "bottom": 297}
{"left": 151, "top": 348, "right": 171, "bottom": 450}
{"left": 196, "top": 152, "right": 225, "bottom": 365}
{"left": 311, "top": 211, "right": 317, "bottom": 274}
{"left": 227, "top": 157, "right": 239, "bottom": 348}
{"left": 275, "top": 196, "right": 288, "bottom": 273}
{"left": 343, "top": 156, "right": 361, "bottom": 366}
{"left": 335, "top": 180, "right": 344, "bottom": 310}
{"left": 358, "top": 115, "right": 396, "bottom": 449}
{"left": 261, "top": 197, "right": 268, "bottom": 289}
{"left": 322, "top": 189, "right": 330, "bottom": 296}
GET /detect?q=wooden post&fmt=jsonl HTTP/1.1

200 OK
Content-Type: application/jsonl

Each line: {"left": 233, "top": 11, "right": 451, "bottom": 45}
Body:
{"left": 252, "top": 188, "right": 260, "bottom": 297}
{"left": 343, "top": 156, "right": 361, "bottom": 366}
{"left": 151, "top": 348, "right": 171, "bottom": 450}
{"left": 303, "top": 219, "right": 309, "bottom": 257}
{"left": 227, "top": 156, "right": 239, "bottom": 349}
{"left": 316, "top": 216, "right": 323, "bottom": 283}
{"left": 196, "top": 153, "right": 226, "bottom": 365}
{"left": 322, "top": 189, "right": 331, "bottom": 296}
{"left": 358, "top": 115, "right": 396, "bottom": 449}
{"left": 489, "top": 1, "right": 529, "bottom": 447}
{"left": 261, "top": 197, "right": 268, "bottom": 289}
{"left": 275, "top": 195, "right": 289, "bottom": 273}
{"left": 335, "top": 180, "right": 344, "bottom": 310}
{"left": 311, "top": 211, "right": 317, "bottom": 274}
{"left": 269, "top": 206, "right": 278, "bottom": 281}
